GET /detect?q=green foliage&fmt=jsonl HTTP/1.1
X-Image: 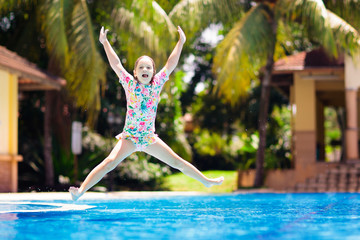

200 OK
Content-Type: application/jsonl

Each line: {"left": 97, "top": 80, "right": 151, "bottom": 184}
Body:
{"left": 189, "top": 92, "right": 291, "bottom": 171}
{"left": 190, "top": 124, "right": 290, "bottom": 172}
{"left": 191, "top": 91, "right": 239, "bottom": 133}
{"left": 192, "top": 128, "right": 259, "bottom": 170}
{"left": 234, "top": 132, "right": 258, "bottom": 170}
{"left": 156, "top": 70, "right": 192, "bottom": 161}
{"left": 111, "top": 152, "right": 171, "bottom": 190}
{"left": 264, "top": 105, "right": 292, "bottom": 169}
{"left": 162, "top": 170, "right": 238, "bottom": 193}
{"left": 323, "top": 107, "right": 342, "bottom": 161}
{"left": 77, "top": 127, "right": 114, "bottom": 180}
{"left": 193, "top": 129, "right": 226, "bottom": 157}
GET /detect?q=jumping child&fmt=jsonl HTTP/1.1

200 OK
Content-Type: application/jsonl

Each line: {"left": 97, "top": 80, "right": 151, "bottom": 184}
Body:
{"left": 69, "top": 26, "right": 224, "bottom": 201}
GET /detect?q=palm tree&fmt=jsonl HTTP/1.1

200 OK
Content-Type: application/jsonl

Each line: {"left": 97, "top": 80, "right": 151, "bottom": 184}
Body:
{"left": 1, "top": 0, "right": 109, "bottom": 186}
{"left": 170, "top": 0, "right": 360, "bottom": 187}
{"left": 0, "top": 0, "right": 178, "bottom": 186}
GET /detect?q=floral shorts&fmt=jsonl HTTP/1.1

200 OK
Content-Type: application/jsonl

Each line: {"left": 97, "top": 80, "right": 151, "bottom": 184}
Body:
{"left": 115, "top": 132, "right": 158, "bottom": 152}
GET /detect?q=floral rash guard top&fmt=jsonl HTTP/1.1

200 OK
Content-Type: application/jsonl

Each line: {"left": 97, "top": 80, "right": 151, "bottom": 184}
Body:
{"left": 116, "top": 67, "right": 169, "bottom": 140}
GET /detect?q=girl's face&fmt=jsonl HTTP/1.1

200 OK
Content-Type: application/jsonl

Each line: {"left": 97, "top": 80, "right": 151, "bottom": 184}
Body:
{"left": 134, "top": 57, "right": 154, "bottom": 85}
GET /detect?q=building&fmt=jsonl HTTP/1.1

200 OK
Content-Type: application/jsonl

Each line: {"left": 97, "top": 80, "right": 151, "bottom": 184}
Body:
{"left": 238, "top": 49, "right": 360, "bottom": 192}
{"left": 0, "top": 46, "right": 65, "bottom": 192}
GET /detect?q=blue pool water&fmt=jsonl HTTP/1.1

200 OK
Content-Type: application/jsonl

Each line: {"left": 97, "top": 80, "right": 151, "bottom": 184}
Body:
{"left": 1, "top": 193, "right": 360, "bottom": 239}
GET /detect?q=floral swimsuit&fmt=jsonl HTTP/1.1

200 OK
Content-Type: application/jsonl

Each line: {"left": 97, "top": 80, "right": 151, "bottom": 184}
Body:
{"left": 115, "top": 67, "right": 169, "bottom": 151}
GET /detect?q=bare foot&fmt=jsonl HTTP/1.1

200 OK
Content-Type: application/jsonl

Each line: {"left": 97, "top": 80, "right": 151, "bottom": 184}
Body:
{"left": 69, "top": 186, "right": 82, "bottom": 201}
{"left": 204, "top": 176, "right": 224, "bottom": 188}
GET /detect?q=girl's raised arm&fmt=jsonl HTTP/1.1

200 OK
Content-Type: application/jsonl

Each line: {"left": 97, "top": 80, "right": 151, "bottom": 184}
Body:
{"left": 99, "top": 26, "right": 129, "bottom": 77}
{"left": 164, "top": 26, "right": 186, "bottom": 74}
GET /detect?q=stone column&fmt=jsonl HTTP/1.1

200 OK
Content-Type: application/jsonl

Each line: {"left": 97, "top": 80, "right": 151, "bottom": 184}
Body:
{"left": 294, "top": 73, "right": 317, "bottom": 168}
{"left": 345, "top": 54, "right": 360, "bottom": 161}
{"left": 345, "top": 88, "right": 359, "bottom": 160}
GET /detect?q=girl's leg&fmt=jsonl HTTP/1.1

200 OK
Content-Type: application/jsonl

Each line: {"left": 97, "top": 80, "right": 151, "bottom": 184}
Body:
{"left": 143, "top": 137, "right": 224, "bottom": 187}
{"left": 69, "top": 139, "right": 136, "bottom": 201}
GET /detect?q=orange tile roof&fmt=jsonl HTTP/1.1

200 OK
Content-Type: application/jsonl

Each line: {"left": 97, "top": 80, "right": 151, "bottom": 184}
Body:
{"left": 0, "top": 45, "right": 66, "bottom": 91}
{"left": 273, "top": 48, "right": 344, "bottom": 73}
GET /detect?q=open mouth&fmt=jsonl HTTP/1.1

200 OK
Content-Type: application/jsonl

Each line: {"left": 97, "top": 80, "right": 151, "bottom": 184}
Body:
{"left": 142, "top": 74, "right": 149, "bottom": 78}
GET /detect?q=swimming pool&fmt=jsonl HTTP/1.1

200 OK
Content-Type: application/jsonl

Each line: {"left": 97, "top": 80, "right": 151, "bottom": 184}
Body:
{"left": 1, "top": 193, "right": 360, "bottom": 239}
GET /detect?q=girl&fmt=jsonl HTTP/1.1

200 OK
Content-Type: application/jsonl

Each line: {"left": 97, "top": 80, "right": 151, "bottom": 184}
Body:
{"left": 69, "top": 26, "right": 224, "bottom": 201}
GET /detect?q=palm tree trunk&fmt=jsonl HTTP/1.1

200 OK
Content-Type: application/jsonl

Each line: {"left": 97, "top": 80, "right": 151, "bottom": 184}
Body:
{"left": 44, "top": 90, "right": 54, "bottom": 186}
{"left": 254, "top": 17, "right": 278, "bottom": 187}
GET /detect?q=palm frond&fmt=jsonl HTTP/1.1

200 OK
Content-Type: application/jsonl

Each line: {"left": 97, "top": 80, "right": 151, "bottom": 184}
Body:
{"left": 39, "top": 0, "right": 71, "bottom": 65}
{"left": 213, "top": 3, "right": 276, "bottom": 103}
{"left": 273, "top": 20, "right": 288, "bottom": 61}
{"left": 279, "top": 0, "right": 337, "bottom": 57}
{"left": 326, "top": 9, "right": 360, "bottom": 56}
{"left": 66, "top": 0, "right": 106, "bottom": 126}
{"left": 111, "top": 8, "right": 163, "bottom": 66}
{"left": 111, "top": 1, "right": 176, "bottom": 68}
{"left": 325, "top": 0, "right": 360, "bottom": 30}
{"left": 152, "top": 1, "right": 177, "bottom": 37}
{"left": 169, "top": 0, "right": 245, "bottom": 41}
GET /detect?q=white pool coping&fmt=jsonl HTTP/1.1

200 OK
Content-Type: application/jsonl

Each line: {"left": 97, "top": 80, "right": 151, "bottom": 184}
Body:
{"left": 0, "top": 191, "right": 210, "bottom": 201}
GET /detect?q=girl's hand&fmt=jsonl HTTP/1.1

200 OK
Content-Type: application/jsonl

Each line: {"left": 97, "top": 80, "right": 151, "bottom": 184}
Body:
{"left": 177, "top": 26, "right": 186, "bottom": 45}
{"left": 99, "top": 26, "right": 109, "bottom": 44}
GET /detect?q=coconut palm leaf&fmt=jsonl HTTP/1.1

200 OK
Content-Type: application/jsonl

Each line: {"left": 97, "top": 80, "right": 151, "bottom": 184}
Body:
{"left": 325, "top": 0, "right": 360, "bottom": 30}
{"left": 111, "top": 8, "right": 164, "bottom": 66}
{"left": 39, "top": 0, "right": 72, "bottom": 65}
{"left": 275, "top": 19, "right": 295, "bottom": 57}
{"left": 169, "top": 0, "right": 244, "bottom": 41}
{"left": 111, "top": 0, "right": 177, "bottom": 68}
{"left": 152, "top": 1, "right": 177, "bottom": 38}
{"left": 212, "top": 3, "right": 277, "bottom": 102}
{"left": 130, "top": 0, "right": 177, "bottom": 40}
{"left": 66, "top": 0, "right": 106, "bottom": 126}
{"left": 326, "top": 9, "right": 360, "bottom": 55}
{"left": 279, "top": 0, "right": 337, "bottom": 56}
